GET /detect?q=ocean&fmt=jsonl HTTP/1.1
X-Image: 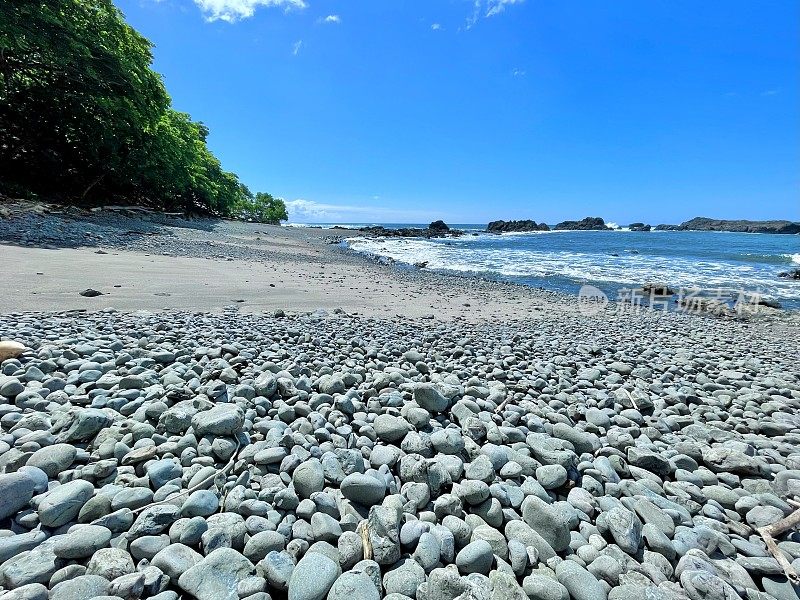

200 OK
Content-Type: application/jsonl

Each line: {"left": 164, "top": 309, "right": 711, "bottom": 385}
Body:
{"left": 291, "top": 224, "right": 800, "bottom": 310}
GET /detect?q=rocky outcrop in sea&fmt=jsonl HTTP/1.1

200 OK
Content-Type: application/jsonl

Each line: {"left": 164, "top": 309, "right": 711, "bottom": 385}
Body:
{"left": 553, "top": 217, "right": 612, "bottom": 231}
{"left": 486, "top": 220, "right": 551, "bottom": 233}
{"left": 358, "top": 221, "right": 463, "bottom": 239}
{"left": 654, "top": 218, "right": 800, "bottom": 234}
{"left": 778, "top": 269, "right": 800, "bottom": 280}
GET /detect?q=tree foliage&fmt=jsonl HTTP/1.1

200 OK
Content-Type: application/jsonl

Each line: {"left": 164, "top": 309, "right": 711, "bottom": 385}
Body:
{"left": 233, "top": 192, "right": 289, "bottom": 224}
{"left": 0, "top": 0, "right": 274, "bottom": 216}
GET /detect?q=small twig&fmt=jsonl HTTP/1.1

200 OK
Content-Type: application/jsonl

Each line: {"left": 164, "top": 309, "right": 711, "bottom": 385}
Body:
{"left": 757, "top": 507, "right": 800, "bottom": 584}
{"left": 359, "top": 521, "right": 372, "bottom": 561}
{"left": 494, "top": 396, "right": 511, "bottom": 414}
{"left": 621, "top": 388, "right": 639, "bottom": 411}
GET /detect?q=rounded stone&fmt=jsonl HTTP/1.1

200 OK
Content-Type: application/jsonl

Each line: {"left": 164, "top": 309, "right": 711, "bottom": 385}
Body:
{"left": 373, "top": 414, "right": 410, "bottom": 443}
{"left": 327, "top": 571, "right": 379, "bottom": 600}
{"left": 455, "top": 539, "right": 493, "bottom": 575}
{"left": 292, "top": 459, "right": 325, "bottom": 499}
{"left": 340, "top": 473, "right": 386, "bottom": 506}
{"left": 536, "top": 464, "right": 568, "bottom": 490}
{"left": 53, "top": 525, "right": 113, "bottom": 559}
{"left": 38, "top": 479, "right": 95, "bottom": 528}
{"left": 287, "top": 550, "right": 341, "bottom": 600}
{"left": 181, "top": 489, "right": 220, "bottom": 517}
{"left": 521, "top": 495, "right": 571, "bottom": 553}
{"left": 26, "top": 443, "right": 77, "bottom": 478}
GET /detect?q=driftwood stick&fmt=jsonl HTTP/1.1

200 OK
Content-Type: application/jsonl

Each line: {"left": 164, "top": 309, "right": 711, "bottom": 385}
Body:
{"left": 757, "top": 507, "right": 800, "bottom": 584}
{"left": 128, "top": 438, "right": 241, "bottom": 516}
{"left": 494, "top": 396, "right": 511, "bottom": 414}
{"left": 359, "top": 522, "right": 373, "bottom": 560}
{"left": 621, "top": 387, "right": 639, "bottom": 411}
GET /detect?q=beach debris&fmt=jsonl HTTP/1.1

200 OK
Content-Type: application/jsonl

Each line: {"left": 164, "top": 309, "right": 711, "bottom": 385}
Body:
{"left": 758, "top": 505, "right": 800, "bottom": 584}
{"left": 641, "top": 282, "right": 676, "bottom": 296}
{"left": 79, "top": 288, "right": 104, "bottom": 297}
{"left": 0, "top": 340, "right": 25, "bottom": 361}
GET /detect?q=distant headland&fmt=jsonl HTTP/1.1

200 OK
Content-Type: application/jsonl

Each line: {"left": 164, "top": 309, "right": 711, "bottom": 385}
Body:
{"left": 653, "top": 217, "right": 800, "bottom": 234}
{"left": 485, "top": 216, "right": 800, "bottom": 234}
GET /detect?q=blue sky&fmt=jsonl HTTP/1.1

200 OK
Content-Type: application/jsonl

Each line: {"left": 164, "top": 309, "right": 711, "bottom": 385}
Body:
{"left": 116, "top": 0, "right": 799, "bottom": 224}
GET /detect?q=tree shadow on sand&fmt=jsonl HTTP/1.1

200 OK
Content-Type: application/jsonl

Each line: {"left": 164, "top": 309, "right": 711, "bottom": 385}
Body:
{"left": 0, "top": 200, "right": 226, "bottom": 251}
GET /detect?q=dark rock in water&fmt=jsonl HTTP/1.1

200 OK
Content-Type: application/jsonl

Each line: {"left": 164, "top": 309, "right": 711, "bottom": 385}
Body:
{"left": 553, "top": 217, "right": 611, "bottom": 231}
{"left": 628, "top": 222, "right": 651, "bottom": 231}
{"left": 655, "top": 217, "right": 800, "bottom": 234}
{"left": 414, "top": 261, "right": 429, "bottom": 268}
{"left": 756, "top": 297, "right": 782, "bottom": 309}
{"left": 642, "top": 282, "right": 675, "bottom": 296}
{"left": 80, "top": 288, "right": 104, "bottom": 297}
{"left": 736, "top": 296, "right": 782, "bottom": 311}
{"left": 486, "top": 220, "right": 550, "bottom": 233}
{"left": 778, "top": 268, "right": 800, "bottom": 280}
{"left": 375, "top": 256, "right": 395, "bottom": 266}
{"left": 358, "top": 223, "right": 462, "bottom": 238}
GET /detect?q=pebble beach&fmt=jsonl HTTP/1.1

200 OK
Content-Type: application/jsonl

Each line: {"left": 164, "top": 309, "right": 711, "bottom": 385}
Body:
{"left": 1, "top": 206, "right": 800, "bottom": 600}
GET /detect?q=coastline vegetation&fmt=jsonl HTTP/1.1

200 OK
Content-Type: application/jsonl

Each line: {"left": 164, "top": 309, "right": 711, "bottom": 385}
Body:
{"left": 0, "top": 0, "right": 287, "bottom": 223}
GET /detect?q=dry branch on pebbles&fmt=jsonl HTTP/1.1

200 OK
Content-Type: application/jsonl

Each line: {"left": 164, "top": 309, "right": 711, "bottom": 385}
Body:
{"left": 0, "top": 308, "right": 799, "bottom": 600}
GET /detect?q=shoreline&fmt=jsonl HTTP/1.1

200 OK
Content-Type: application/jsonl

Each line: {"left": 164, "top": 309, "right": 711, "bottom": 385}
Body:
{"left": 0, "top": 206, "right": 797, "bottom": 321}
{"left": 0, "top": 207, "right": 577, "bottom": 321}
{"left": 338, "top": 231, "right": 800, "bottom": 314}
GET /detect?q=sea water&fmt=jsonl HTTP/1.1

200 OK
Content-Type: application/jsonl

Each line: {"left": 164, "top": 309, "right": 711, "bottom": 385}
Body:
{"left": 332, "top": 225, "right": 800, "bottom": 310}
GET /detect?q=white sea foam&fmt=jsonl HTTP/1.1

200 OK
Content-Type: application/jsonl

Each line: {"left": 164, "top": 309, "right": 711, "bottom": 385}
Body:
{"left": 347, "top": 237, "right": 800, "bottom": 299}
{"left": 286, "top": 223, "right": 365, "bottom": 229}
{"left": 789, "top": 253, "right": 800, "bottom": 265}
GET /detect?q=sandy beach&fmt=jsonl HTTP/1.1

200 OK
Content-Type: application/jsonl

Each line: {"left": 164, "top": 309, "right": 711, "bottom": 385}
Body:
{"left": 1, "top": 208, "right": 578, "bottom": 321}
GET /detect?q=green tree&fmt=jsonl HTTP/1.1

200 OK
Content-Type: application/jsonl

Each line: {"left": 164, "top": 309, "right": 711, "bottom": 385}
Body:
{"left": 0, "top": 0, "right": 252, "bottom": 214}
{"left": 0, "top": 0, "right": 168, "bottom": 198}
{"left": 233, "top": 192, "right": 289, "bottom": 224}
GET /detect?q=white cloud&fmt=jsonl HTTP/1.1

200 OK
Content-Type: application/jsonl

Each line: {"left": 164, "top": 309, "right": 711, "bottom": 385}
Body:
{"left": 486, "top": 0, "right": 524, "bottom": 17}
{"left": 464, "top": 0, "right": 523, "bottom": 29}
{"left": 512, "top": 68, "right": 525, "bottom": 77}
{"left": 193, "top": 0, "right": 306, "bottom": 22}
{"left": 285, "top": 199, "right": 438, "bottom": 223}
{"left": 761, "top": 89, "right": 779, "bottom": 96}
{"left": 292, "top": 40, "right": 303, "bottom": 55}
{"left": 322, "top": 14, "right": 341, "bottom": 23}
{"left": 465, "top": 0, "right": 481, "bottom": 29}
{"left": 431, "top": 23, "right": 442, "bottom": 30}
